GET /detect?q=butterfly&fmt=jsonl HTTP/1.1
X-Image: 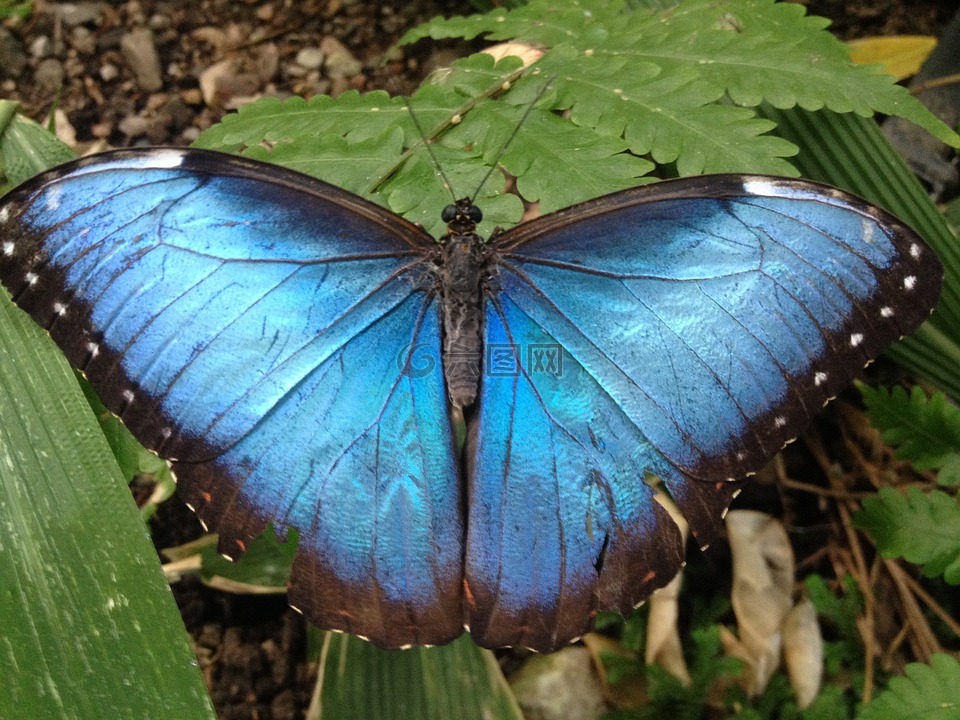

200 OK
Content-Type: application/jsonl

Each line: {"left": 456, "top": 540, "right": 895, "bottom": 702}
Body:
{"left": 0, "top": 148, "right": 942, "bottom": 652}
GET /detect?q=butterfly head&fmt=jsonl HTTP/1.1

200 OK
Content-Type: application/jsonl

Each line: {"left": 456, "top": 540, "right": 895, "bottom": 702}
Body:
{"left": 442, "top": 198, "right": 483, "bottom": 236}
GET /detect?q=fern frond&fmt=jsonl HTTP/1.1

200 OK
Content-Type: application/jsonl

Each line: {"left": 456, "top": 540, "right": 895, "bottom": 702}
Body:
{"left": 857, "top": 654, "right": 960, "bottom": 720}
{"left": 859, "top": 384, "right": 960, "bottom": 486}
{"left": 854, "top": 488, "right": 960, "bottom": 584}
{"left": 193, "top": 0, "right": 957, "bottom": 237}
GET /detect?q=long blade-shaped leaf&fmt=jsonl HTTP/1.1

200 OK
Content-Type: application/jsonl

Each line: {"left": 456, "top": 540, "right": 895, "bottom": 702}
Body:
{"left": 0, "top": 294, "right": 215, "bottom": 719}
{"left": 309, "top": 633, "right": 524, "bottom": 720}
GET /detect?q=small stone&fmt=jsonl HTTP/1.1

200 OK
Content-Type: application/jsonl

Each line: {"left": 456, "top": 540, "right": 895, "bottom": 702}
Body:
{"left": 511, "top": 647, "right": 609, "bottom": 720}
{"left": 53, "top": 109, "right": 77, "bottom": 147}
{"left": 256, "top": 43, "right": 279, "bottom": 81}
{"left": 179, "top": 87, "right": 204, "bottom": 105}
{"left": 149, "top": 13, "right": 172, "bottom": 32}
{"left": 180, "top": 126, "right": 201, "bottom": 143}
{"left": 161, "top": 96, "right": 193, "bottom": 131}
{"left": 29, "top": 35, "right": 52, "bottom": 59}
{"left": 55, "top": 2, "right": 105, "bottom": 26}
{"left": 118, "top": 114, "right": 150, "bottom": 138}
{"left": 99, "top": 62, "right": 120, "bottom": 81}
{"left": 295, "top": 47, "right": 324, "bottom": 71}
{"left": 320, "top": 36, "right": 362, "bottom": 78}
{"left": 255, "top": 4, "right": 274, "bottom": 22}
{"left": 0, "top": 28, "right": 28, "bottom": 79}
{"left": 120, "top": 28, "right": 163, "bottom": 92}
{"left": 91, "top": 120, "right": 113, "bottom": 138}
{"left": 34, "top": 58, "right": 65, "bottom": 92}
{"left": 70, "top": 27, "right": 97, "bottom": 56}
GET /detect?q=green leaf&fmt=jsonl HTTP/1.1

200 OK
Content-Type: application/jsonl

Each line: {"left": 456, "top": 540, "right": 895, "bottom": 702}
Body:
{"left": 800, "top": 684, "right": 855, "bottom": 720}
{"left": 857, "top": 654, "right": 960, "bottom": 720}
{"left": 0, "top": 100, "right": 74, "bottom": 189}
{"left": 854, "top": 487, "right": 960, "bottom": 584}
{"left": 464, "top": 101, "right": 656, "bottom": 211}
{"left": 858, "top": 384, "right": 960, "bottom": 483}
{"left": 804, "top": 575, "right": 863, "bottom": 674}
{"left": 0, "top": 0, "right": 31, "bottom": 22}
{"left": 198, "top": 526, "right": 296, "bottom": 592}
{"left": 0, "top": 292, "right": 214, "bottom": 718}
{"left": 401, "top": 0, "right": 958, "bottom": 151}
{"left": 192, "top": 0, "right": 960, "bottom": 241}
{"left": 314, "top": 633, "right": 524, "bottom": 720}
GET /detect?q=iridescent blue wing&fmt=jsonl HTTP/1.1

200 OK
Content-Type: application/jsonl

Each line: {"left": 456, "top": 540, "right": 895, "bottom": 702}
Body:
{"left": 466, "top": 175, "right": 941, "bottom": 651}
{"left": 0, "top": 149, "right": 463, "bottom": 648}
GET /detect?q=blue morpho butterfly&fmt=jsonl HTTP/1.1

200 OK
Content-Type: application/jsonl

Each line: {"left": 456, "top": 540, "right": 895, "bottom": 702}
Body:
{"left": 0, "top": 147, "right": 942, "bottom": 652}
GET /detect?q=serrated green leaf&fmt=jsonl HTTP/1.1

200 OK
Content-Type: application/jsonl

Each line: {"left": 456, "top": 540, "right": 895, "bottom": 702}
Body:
{"left": 194, "top": 91, "right": 406, "bottom": 152}
{"left": 402, "top": 0, "right": 959, "bottom": 154}
{"left": 457, "top": 103, "right": 655, "bottom": 211}
{"left": 245, "top": 127, "right": 407, "bottom": 196}
{"left": 381, "top": 145, "right": 524, "bottom": 237}
{"left": 939, "top": 455, "right": 960, "bottom": 487}
{"left": 854, "top": 487, "right": 960, "bottom": 584}
{"left": 857, "top": 654, "right": 960, "bottom": 720}
{"left": 529, "top": 48, "right": 797, "bottom": 175}
{"left": 194, "top": 0, "right": 958, "bottom": 233}
{"left": 859, "top": 384, "right": 960, "bottom": 478}
{"left": 399, "top": 0, "right": 627, "bottom": 47}
{"left": 804, "top": 574, "right": 863, "bottom": 672}
{"left": 801, "top": 684, "right": 855, "bottom": 720}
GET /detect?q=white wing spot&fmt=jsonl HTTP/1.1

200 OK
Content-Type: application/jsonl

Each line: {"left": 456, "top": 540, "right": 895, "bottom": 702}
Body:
{"left": 25, "top": 272, "right": 38, "bottom": 286}
{"left": 774, "top": 416, "right": 787, "bottom": 428}
{"left": 161, "top": 427, "right": 173, "bottom": 439}
{"left": 86, "top": 342, "right": 99, "bottom": 358}
{"left": 850, "top": 333, "right": 864, "bottom": 347}
{"left": 0, "top": 206, "right": 10, "bottom": 223}
{"left": 2, "top": 241, "right": 13, "bottom": 256}
{"left": 880, "top": 306, "right": 894, "bottom": 318}
{"left": 904, "top": 275, "right": 917, "bottom": 290}
{"left": 910, "top": 243, "right": 921, "bottom": 259}
{"left": 53, "top": 302, "right": 67, "bottom": 316}
{"left": 814, "top": 371, "right": 828, "bottom": 386}
{"left": 122, "top": 389, "right": 135, "bottom": 404}
{"left": 134, "top": 149, "right": 186, "bottom": 169}
{"left": 742, "top": 178, "right": 779, "bottom": 196}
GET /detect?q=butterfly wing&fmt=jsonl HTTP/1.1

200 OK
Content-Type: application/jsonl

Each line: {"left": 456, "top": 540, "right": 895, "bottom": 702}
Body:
{"left": 466, "top": 175, "right": 941, "bottom": 651}
{"left": 0, "top": 149, "right": 463, "bottom": 647}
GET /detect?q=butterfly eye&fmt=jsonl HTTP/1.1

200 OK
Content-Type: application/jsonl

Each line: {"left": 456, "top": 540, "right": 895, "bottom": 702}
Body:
{"left": 441, "top": 205, "right": 457, "bottom": 223}
{"left": 468, "top": 205, "right": 483, "bottom": 224}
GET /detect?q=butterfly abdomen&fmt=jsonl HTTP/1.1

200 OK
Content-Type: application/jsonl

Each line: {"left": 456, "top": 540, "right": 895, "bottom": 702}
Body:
{"left": 439, "top": 219, "right": 486, "bottom": 408}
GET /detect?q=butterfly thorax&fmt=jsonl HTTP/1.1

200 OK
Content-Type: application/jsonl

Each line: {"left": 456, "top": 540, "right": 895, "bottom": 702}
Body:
{"left": 439, "top": 199, "right": 486, "bottom": 408}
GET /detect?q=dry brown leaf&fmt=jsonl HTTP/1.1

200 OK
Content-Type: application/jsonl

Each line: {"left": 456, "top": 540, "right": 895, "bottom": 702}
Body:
{"left": 645, "top": 493, "right": 691, "bottom": 683}
{"left": 783, "top": 597, "right": 824, "bottom": 708}
{"left": 726, "top": 510, "right": 795, "bottom": 694}
{"left": 484, "top": 42, "right": 545, "bottom": 67}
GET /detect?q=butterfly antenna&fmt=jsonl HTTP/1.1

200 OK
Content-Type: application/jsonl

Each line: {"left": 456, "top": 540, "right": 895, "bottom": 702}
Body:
{"left": 403, "top": 96, "right": 459, "bottom": 204}
{"left": 469, "top": 77, "right": 553, "bottom": 205}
